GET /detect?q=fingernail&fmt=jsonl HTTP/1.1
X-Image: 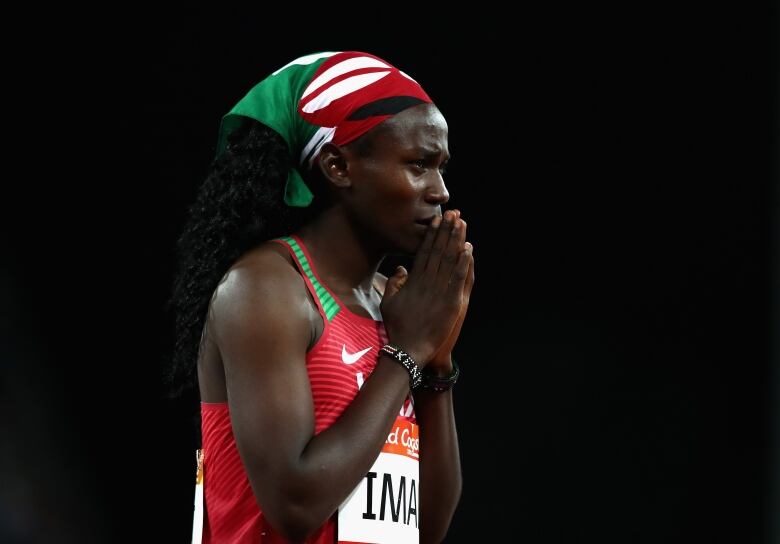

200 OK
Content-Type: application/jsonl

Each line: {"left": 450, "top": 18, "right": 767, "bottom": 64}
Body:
{"left": 432, "top": 215, "right": 442, "bottom": 227}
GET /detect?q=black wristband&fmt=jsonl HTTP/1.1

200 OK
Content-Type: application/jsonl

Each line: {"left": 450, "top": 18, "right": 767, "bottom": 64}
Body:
{"left": 379, "top": 344, "right": 422, "bottom": 389}
{"left": 421, "top": 359, "right": 460, "bottom": 392}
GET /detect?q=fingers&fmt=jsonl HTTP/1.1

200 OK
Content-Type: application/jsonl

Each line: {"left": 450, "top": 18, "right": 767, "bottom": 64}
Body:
{"left": 398, "top": 267, "right": 409, "bottom": 286}
{"left": 410, "top": 214, "right": 442, "bottom": 280}
{"left": 435, "top": 216, "right": 466, "bottom": 286}
{"left": 447, "top": 241, "right": 473, "bottom": 297}
{"left": 412, "top": 209, "right": 470, "bottom": 293}
{"left": 424, "top": 210, "right": 456, "bottom": 278}
{"left": 464, "top": 243, "right": 475, "bottom": 295}
{"left": 382, "top": 266, "right": 408, "bottom": 299}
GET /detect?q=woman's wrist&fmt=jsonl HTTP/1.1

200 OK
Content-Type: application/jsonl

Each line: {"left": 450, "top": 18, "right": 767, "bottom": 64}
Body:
{"left": 379, "top": 344, "right": 423, "bottom": 389}
{"left": 420, "top": 358, "right": 459, "bottom": 392}
{"left": 384, "top": 337, "right": 433, "bottom": 369}
{"left": 425, "top": 358, "right": 454, "bottom": 376}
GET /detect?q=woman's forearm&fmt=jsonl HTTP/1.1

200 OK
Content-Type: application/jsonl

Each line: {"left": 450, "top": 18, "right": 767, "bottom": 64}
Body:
{"left": 414, "top": 386, "right": 462, "bottom": 543}
{"left": 264, "top": 355, "right": 411, "bottom": 541}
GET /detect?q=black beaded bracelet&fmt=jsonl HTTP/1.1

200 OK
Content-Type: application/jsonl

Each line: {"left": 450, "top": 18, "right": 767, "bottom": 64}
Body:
{"left": 421, "top": 359, "right": 460, "bottom": 392}
{"left": 379, "top": 344, "right": 422, "bottom": 389}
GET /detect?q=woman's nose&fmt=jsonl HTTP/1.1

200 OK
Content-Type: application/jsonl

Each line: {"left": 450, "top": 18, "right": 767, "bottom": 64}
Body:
{"left": 425, "top": 171, "right": 449, "bottom": 205}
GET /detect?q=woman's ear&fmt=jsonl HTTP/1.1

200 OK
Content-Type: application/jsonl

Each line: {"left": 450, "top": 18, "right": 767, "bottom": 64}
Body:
{"left": 317, "top": 143, "right": 351, "bottom": 188}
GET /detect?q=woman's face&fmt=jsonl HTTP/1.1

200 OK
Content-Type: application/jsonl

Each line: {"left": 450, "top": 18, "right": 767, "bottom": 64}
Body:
{"left": 341, "top": 103, "right": 450, "bottom": 256}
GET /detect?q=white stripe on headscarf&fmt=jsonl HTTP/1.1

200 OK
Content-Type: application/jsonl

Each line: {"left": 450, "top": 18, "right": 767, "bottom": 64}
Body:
{"left": 301, "top": 56, "right": 392, "bottom": 99}
{"left": 301, "top": 71, "right": 391, "bottom": 113}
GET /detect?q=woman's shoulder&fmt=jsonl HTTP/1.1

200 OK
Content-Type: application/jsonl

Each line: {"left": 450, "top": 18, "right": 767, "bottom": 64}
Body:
{"left": 227, "top": 241, "right": 295, "bottom": 279}
{"left": 210, "top": 241, "right": 306, "bottom": 320}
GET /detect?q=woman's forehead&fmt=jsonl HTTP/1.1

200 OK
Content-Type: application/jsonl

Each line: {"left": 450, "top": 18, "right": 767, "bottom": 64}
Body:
{"left": 372, "top": 105, "right": 448, "bottom": 152}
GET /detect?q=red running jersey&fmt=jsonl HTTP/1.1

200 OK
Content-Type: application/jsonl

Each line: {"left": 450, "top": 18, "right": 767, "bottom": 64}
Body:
{"left": 200, "top": 234, "right": 416, "bottom": 543}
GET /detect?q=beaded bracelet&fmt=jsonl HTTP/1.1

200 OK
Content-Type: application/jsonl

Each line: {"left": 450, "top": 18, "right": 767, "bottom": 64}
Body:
{"left": 379, "top": 344, "right": 422, "bottom": 389}
{"left": 420, "top": 359, "right": 460, "bottom": 392}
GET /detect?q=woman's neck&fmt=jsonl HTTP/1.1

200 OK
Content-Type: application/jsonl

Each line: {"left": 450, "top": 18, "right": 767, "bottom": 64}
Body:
{"left": 296, "top": 208, "right": 385, "bottom": 297}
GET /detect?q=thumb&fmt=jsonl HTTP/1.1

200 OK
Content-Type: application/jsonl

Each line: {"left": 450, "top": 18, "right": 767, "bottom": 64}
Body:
{"left": 382, "top": 266, "right": 408, "bottom": 299}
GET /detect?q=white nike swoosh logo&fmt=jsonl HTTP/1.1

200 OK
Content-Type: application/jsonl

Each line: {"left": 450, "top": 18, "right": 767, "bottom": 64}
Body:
{"left": 342, "top": 344, "right": 372, "bottom": 365}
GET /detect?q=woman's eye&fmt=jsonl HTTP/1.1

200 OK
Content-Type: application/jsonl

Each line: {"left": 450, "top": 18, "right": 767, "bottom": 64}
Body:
{"left": 411, "top": 159, "right": 448, "bottom": 174}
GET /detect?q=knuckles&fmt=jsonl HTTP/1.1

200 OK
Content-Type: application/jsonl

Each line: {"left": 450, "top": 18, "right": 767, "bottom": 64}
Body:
{"left": 452, "top": 270, "right": 468, "bottom": 281}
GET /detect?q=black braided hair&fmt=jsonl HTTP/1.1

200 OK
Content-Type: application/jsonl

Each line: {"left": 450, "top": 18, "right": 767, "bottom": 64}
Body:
{"left": 165, "top": 120, "right": 327, "bottom": 400}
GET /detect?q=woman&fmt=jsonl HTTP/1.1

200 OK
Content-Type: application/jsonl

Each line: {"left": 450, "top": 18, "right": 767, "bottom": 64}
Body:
{"left": 169, "top": 51, "right": 475, "bottom": 543}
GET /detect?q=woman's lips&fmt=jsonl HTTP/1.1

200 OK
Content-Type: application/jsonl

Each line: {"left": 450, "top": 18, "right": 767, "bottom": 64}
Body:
{"left": 415, "top": 215, "right": 436, "bottom": 226}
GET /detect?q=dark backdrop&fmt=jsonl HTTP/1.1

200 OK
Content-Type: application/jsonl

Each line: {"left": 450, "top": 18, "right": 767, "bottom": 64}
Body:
{"left": 3, "top": 5, "right": 777, "bottom": 544}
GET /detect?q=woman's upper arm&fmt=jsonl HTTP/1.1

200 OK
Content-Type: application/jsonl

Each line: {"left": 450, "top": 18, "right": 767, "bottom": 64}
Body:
{"left": 210, "top": 251, "right": 315, "bottom": 509}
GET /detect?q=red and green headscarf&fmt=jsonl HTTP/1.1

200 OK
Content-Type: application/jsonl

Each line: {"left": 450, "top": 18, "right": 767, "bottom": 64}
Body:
{"left": 216, "top": 51, "right": 433, "bottom": 207}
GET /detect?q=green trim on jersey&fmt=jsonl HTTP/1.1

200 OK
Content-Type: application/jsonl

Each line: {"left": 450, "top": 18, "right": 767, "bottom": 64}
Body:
{"left": 278, "top": 236, "right": 341, "bottom": 321}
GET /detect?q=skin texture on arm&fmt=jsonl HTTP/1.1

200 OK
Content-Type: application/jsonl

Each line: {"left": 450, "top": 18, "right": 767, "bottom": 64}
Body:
{"left": 415, "top": 384, "right": 461, "bottom": 544}
{"left": 210, "top": 248, "right": 413, "bottom": 542}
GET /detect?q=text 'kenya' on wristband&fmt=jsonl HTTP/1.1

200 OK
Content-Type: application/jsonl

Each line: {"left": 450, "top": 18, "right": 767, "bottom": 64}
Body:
{"left": 421, "top": 358, "right": 460, "bottom": 392}
{"left": 379, "top": 344, "right": 422, "bottom": 389}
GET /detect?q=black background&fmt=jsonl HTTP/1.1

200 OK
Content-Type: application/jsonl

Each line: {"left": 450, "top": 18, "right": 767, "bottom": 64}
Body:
{"left": 2, "top": 5, "right": 777, "bottom": 543}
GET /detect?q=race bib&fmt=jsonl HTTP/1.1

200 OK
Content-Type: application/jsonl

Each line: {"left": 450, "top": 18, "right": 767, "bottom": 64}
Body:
{"left": 337, "top": 417, "right": 419, "bottom": 543}
{"left": 192, "top": 449, "right": 204, "bottom": 544}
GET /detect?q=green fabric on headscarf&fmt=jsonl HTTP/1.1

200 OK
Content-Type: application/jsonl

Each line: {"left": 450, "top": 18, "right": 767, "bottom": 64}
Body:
{"left": 215, "top": 52, "right": 339, "bottom": 207}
